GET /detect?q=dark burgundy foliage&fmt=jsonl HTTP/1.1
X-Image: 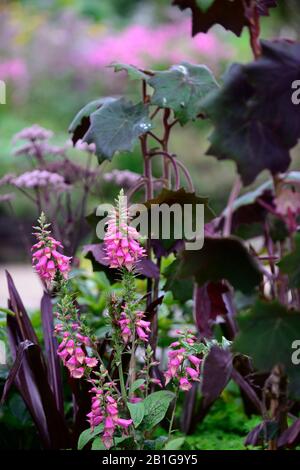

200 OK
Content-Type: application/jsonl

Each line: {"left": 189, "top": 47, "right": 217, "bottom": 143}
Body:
{"left": 203, "top": 40, "right": 300, "bottom": 185}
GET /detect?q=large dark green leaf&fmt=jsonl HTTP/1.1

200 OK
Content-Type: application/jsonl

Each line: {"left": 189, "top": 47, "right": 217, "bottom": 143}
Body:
{"left": 149, "top": 62, "right": 218, "bottom": 124}
{"left": 174, "top": 236, "right": 262, "bottom": 294}
{"left": 279, "top": 233, "right": 300, "bottom": 288}
{"left": 233, "top": 300, "right": 300, "bottom": 398}
{"left": 83, "top": 98, "right": 153, "bottom": 162}
{"left": 202, "top": 40, "right": 300, "bottom": 185}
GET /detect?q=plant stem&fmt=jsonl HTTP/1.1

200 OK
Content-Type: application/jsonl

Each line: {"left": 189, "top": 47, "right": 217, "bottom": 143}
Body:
{"left": 118, "top": 361, "right": 128, "bottom": 404}
{"left": 168, "top": 386, "right": 179, "bottom": 439}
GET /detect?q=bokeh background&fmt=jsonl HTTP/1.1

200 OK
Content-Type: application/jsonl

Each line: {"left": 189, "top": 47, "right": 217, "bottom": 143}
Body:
{"left": 1, "top": 0, "right": 300, "bottom": 304}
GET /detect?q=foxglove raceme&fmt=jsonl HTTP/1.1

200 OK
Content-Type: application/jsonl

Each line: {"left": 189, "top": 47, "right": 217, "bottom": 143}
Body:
{"left": 104, "top": 191, "right": 145, "bottom": 271}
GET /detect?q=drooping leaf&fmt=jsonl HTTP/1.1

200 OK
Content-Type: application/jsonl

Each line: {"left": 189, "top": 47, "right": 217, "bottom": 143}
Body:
{"left": 202, "top": 40, "right": 300, "bottom": 185}
{"left": 174, "top": 236, "right": 262, "bottom": 294}
{"left": 127, "top": 401, "right": 145, "bottom": 428}
{"left": 194, "top": 282, "right": 228, "bottom": 338}
{"left": 233, "top": 300, "right": 300, "bottom": 398}
{"left": 172, "top": 0, "right": 277, "bottom": 37}
{"left": 69, "top": 97, "right": 116, "bottom": 145}
{"left": 77, "top": 424, "right": 104, "bottom": 450}
{"left": 278, "top": 418, "right": 300, "bottom": 449}
{"left": 111, "top": 63, "right": 151, "bottom": 81}
{"left": 141, "top": 390, "right": 175, "bottom": 429}
{"left": 149, "top": 62, "right": 219, "bottom": 124}
{"left": 278, "top": 233, "right": 300, "bottom": 288}
{"left": 83, "top": 98, "right": 153, "bottom": 162}
{"left": 201, "top": 345, "right": 232, "bottom": 409}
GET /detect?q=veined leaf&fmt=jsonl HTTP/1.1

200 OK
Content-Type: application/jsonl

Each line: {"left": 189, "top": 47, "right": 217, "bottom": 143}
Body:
{"left": 83, "top": 98, "right": 153, "bottom": 162}
{"left": 149, "top": 62, "right": 219, "bottom": 124}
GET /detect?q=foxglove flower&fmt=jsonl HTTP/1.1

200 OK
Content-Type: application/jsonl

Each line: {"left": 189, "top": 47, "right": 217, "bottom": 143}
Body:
{"left": 87, "top": 387, "right": 132, "bottom": 449}
{"left": 165, "top": 331, "right": 202, "bottom": 392}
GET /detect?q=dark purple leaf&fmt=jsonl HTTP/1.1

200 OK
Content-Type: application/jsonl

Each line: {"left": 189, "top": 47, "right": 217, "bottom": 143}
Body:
{"left": 175, "top": 236, "right": 262, "bottom": 294}
{"left": 0, "top": 339, "right": 33, "bottom": 405}
{"left": 41, "top": 292, "right": 64, "bottom": 414}
{"left": 5, "top": 274, "right": 70, "bottom": 448}
{"left": 201, "top": 345, "right": 232, "bottom": 409}
{"left": 5, "top": 270, "right": 39, "bottom": 344}
{"left": 231, "top": 368, "right": 262, "bottom": 414}
{"left": 278, "top": 418, "right": 300, "bottom": 449}
{"left": 245, "top": 420, "right": 278, "bottom": 446}
{"left": 194, "top": 282, "right": 228, "bottom": 338}
{"left": 135, "top": 258, "right": 160, "bottom": 279}
{"left": 172, "top": 0, "right": 277, "bottom": 37}
{"left": 203, "top": 40, "right": 300, "bottom": 185}
{"left": 83, "top": 243, "right": 159, "bottom": 280}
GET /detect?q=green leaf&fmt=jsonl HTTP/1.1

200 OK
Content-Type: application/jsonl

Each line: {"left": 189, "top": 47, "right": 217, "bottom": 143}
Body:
{"left": 233, "top": 300, "right": 300, "bottom": 398}
{"left": 164, "top": 437, "right": 185, "bottom": 450}
{"left": 149, "top": 62, "right": 219, "bottom": 124}
{"left": 91, "top": 437, "right": 106, "bottom": 450}
{"left": 111, "top": 63, "right": 150, "bottom": 81}
{"left": 127, "top": 401, "right": 145, "bottom": 428}
{"left": 279, "top": 233, "right": 300, "bottom": 288}
{"left": 129, "top": 378, "right": 145, "bottom": 395}
{"left": 95, "top": 325, "right": 112, "bottom": 338}
{"left": 69, "top": 97, "right": 116, "bottom": 144}
{"left": 174, "top": 236, "right": 262, "bottom": 294}
{"left": 141, "top": 390, "right": 175, "bottom": 429}
{"left": 83, "top": 98, "right": 153, "bottom": 162}
{"left": 78, "top": 424, "right": 104, "bottom": 450}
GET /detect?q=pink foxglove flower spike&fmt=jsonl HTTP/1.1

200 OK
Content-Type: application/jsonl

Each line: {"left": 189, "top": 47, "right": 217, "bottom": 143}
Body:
{"left": 104, "top": 189, "right": 145, "bottom": 271}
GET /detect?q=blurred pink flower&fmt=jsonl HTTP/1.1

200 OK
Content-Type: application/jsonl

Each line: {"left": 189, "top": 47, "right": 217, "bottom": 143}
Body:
{"left": 0, "top": 59, "right": 27, "bottom": 81}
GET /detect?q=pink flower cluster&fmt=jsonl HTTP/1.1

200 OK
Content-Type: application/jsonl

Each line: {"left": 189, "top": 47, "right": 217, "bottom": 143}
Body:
{"left": 32, "top": 235, "right": 71, "bottom": 285}
{"left": 104, "top": 201, "right": 145, "bottom": 271}
{"left": 13, "top": 170, "right": 69, "bottom": 190}
{"left": 87, "top": 387, "right": 132, "bottom": 449}
{"left": 56, "top": 327, "right": 98, "bottom": 379}
{"left": 119, "top": 308, "right": 151, "bottom": 344}
{"left": 14, "top": 124, "right": 53, "bottom": 142}
{"left": 165, "top": 331, "right": 202, "bottom": 392}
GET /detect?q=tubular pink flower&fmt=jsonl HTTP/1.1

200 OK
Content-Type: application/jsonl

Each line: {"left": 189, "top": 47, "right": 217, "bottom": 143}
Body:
{"left": 85, "top": 357, "right": 98, "bottom": 368}
{"left": 179, "top": 377, "right": 192, "bottom": 391}
{"left": 71, "top": 367, "right": 84, "bottom": 379}
{"left": 104, "top": 192, "right": 145, "bottom": 271}
{"left": 117, "top": 418, "right": 133, "bottom": 428}
{"left": 186, "top": 367, "right": 199, "bottom": 380}
{"left": 32, "top": 232, "right": 71, "bottom": 286}
{"left": 188, "top": 355, "right": 202, "bottom": 368}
